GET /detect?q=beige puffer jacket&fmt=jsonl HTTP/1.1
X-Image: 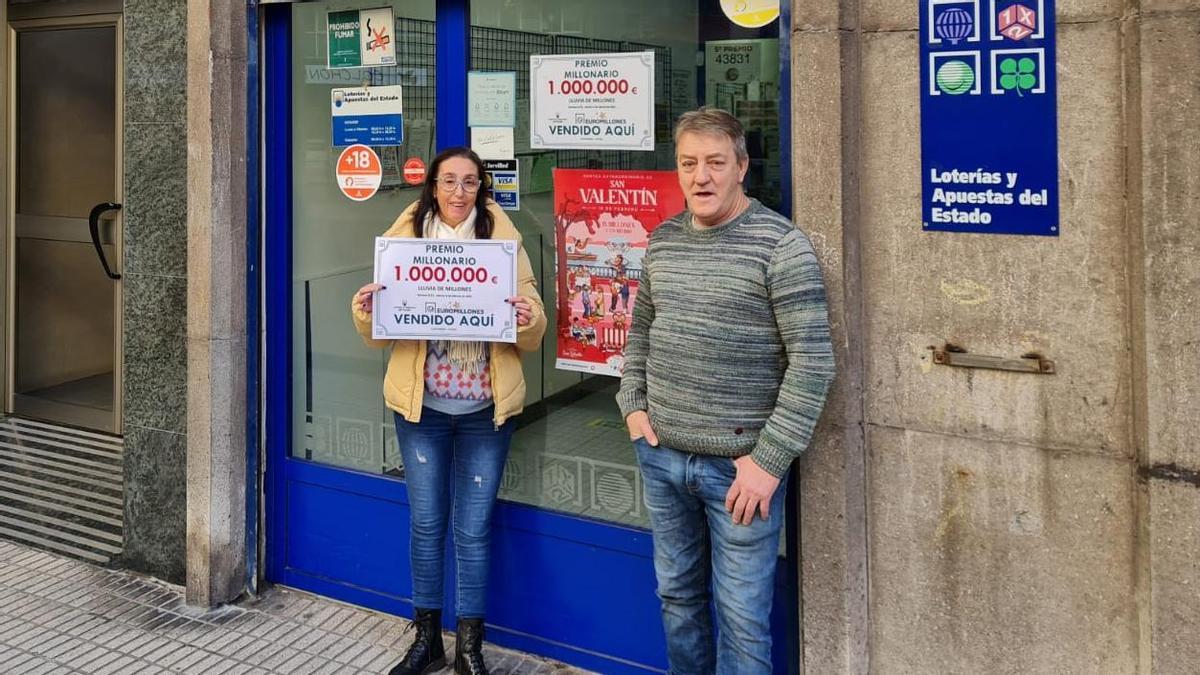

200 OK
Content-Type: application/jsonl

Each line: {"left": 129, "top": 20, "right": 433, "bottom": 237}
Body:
{"left": 350, "top": 200, "right": 547, "bottom": 426}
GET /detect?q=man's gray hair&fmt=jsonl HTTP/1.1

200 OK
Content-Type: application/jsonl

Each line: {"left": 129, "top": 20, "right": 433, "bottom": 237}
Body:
{"left": 673, "top": 106, "right": 749, "bottom": 163}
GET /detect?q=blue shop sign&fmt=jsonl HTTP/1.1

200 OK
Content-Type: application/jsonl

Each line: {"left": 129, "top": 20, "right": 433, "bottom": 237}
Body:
{"left": 331, "top": 85, "right": 404, "bottom": 147}
{"left": 919, "top": 0, "right": 1059, "bottom": 236}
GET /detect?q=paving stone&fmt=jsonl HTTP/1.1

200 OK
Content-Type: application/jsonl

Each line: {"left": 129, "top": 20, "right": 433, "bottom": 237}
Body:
{"left": 183, "top": 651, "right": 232, "bottom": 675}
{"left": 0, "top": 540, "right": 593, "bottom": 674}
{"left": 95, "top": 655, "right": 139, "bottom": 675}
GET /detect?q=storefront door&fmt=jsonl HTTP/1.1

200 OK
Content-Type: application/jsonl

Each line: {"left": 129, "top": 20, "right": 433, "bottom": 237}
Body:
{"left": 264, "top": 2, "right": 794, "bottom": 672}
{"left": 6, "top": 17, "right": 123, "bottom": 434}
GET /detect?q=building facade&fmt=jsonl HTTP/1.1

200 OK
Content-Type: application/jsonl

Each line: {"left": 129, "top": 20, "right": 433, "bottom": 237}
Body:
{"left": 0, "top": 0, "right": 1196, "bottom": 672}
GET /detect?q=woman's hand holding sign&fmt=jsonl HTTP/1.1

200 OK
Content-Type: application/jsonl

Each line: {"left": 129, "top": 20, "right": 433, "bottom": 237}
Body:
{"left": 354, "top": 283, "right": 384, "bottom": 314}
{"left": 507, "top": 296, "right": 533, "bottom": 326}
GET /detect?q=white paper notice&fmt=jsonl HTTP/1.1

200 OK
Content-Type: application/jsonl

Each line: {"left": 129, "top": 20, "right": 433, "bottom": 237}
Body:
{"left": 358, "top": 8, "right": 397, "bottom": 67}
{"left": 468, "top": 71, "right": 517, "bottom": 128}
{"left": 406, "top": 118, "right": 434, "bottom": 162}
{"left": 530, "top": 51, "right": 655, "bottom": 151}
{"left": 471, "top": 127, "right": 515, "bottom": 161}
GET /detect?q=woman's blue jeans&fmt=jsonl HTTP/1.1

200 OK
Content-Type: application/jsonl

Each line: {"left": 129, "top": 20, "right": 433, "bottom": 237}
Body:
{"left": 394, "top": 406, "right": 513, "bottom": 618}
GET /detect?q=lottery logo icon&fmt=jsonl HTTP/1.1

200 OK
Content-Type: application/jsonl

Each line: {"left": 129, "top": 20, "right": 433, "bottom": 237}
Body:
{"left": 934, "top": 8, "right": 974, "bottom": 45}
{"left": 935, "top": 60, "right": 976, "bottom": 95}
{"left": 998, "top": 4, "right": 1037, "bottom": 41}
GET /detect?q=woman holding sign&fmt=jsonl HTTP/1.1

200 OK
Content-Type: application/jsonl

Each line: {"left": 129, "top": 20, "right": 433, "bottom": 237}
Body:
{"left": 351, "top": 147, "right": 546, "bottom": 675}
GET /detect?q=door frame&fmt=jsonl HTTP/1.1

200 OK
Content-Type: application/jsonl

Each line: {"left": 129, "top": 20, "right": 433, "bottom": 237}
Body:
{"left": 262, "top": 3, "right": 799, "bottom": 673}
{"left": 3, "top": 12, "right": 125, "bottom": 433}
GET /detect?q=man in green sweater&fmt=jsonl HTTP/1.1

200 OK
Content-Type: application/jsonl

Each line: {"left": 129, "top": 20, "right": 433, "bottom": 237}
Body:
{"left": 617, "top": 107, "right": 835, "bottom": 674}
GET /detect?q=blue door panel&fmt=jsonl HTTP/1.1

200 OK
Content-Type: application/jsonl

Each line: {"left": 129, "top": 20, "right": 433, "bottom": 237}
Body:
{"left": 487, "top": 523, "right": 667, "bottom": 668}
{"left": 284, "top": 479, "right": 413, "bottom": 600}
{"left": 277, "top": 457, "right": 792, "bottom": 673}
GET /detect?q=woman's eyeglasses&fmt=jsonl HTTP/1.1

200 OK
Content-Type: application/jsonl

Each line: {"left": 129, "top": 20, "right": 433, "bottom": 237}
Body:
{"left": 436, "top": 176, "right": 482, "bottom": 193}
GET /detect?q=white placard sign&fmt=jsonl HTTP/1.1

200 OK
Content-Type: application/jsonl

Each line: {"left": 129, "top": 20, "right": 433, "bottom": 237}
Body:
{"left": 530, "top": 51, "right": 655, "bottom": 151}
{"left": 471, "top": 127, "right": 515, "bottom": 160}
{"left": 705, "top": 40, "right": 767, "bottom": 85}
{"left": 468, "top": 71, "right": 517, "bottom": 128}
{"left": 372, "top": 238, "right": 518, "bottom": 342}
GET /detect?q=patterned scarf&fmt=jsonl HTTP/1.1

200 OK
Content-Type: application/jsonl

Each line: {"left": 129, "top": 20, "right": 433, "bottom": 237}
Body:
{"left": 423, "top": 207, "right": 488, "bottom": 373}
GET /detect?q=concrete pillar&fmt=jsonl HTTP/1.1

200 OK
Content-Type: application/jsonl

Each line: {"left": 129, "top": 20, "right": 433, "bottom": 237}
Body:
{"left": 1137, "top": 6, "right": 1200, "bottom": 672}
{"left": 185, "top": 0, "right": 249, "bottom": 606}
{"left": 790, "top": 1, "right": 870, "bottom": 673}
{"left": 857, "top": 0, "right": 1140, "bottom": 668}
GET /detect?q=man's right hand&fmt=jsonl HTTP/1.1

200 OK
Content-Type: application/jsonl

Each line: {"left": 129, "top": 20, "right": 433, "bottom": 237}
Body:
{"left": 626, "top": 411, "right": 658, "bottom": 446}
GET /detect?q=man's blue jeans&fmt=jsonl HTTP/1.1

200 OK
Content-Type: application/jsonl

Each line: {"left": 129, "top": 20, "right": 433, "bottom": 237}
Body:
{"left": 394, "top": 406, "right": 513, "bottom": 618}
{"left": 634, "top": 439, "right": 788, "bottom": 675}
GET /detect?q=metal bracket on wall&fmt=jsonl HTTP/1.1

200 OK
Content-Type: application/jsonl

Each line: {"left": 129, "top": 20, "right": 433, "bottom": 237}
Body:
{"left": 931, "top": 345, "right": 1056, "bottom": 374}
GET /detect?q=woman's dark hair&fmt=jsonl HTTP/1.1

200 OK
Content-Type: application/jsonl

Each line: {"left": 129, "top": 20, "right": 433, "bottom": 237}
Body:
{"left": 412, "top": 146, "right": 493, "bottom": 239}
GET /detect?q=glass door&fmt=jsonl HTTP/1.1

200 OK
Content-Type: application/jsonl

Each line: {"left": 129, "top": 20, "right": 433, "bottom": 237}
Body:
{"left": 265, "top": 2, "right": 793, "bottom": 672}
{"left": 7, "top": 19, "right": 123, "bottom": 434}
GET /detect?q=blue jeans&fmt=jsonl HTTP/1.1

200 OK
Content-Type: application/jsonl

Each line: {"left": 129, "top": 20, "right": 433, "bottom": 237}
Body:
{"left": 634, "top": 439, "right": 788, "bottom": 675}
{"left": 394, "top": 406, "right": 513, "bottom": 618}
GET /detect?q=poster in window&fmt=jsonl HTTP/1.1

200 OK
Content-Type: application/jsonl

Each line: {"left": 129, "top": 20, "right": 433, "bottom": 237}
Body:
{"left": 553, "top": 169, "right": 685, "bottom": 377}
{"left": 530, "top": 52, "right": 655, "bottom": 151}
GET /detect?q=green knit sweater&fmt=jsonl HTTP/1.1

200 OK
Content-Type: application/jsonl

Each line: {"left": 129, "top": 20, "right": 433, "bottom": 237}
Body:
{"left": 616, "top": 199, "right": 835, "bottom": 477}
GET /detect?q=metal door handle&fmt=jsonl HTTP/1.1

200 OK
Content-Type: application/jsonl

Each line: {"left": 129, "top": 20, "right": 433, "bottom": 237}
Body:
{"left": 88, "top": 202, "right": 121, "bottom": 280}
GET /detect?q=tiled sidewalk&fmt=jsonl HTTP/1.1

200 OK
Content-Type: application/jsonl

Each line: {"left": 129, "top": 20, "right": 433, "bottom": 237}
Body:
{"left": 0, "top": 539, "right": 589, "bottom": 674}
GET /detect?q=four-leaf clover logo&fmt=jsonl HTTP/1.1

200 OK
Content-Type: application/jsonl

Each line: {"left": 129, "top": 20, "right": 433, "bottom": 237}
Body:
{"left": 998, "top": 57, "right": 1037, "bottom": 96}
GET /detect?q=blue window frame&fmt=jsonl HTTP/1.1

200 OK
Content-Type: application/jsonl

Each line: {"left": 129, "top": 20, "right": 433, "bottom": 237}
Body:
{"left": 261, "top": 2, "right": 798, "bottom": 672}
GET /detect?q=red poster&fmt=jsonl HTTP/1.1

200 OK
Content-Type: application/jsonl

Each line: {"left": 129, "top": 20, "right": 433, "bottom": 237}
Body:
{"left": 553, "top": 169, "right": 686, "bottom": 377}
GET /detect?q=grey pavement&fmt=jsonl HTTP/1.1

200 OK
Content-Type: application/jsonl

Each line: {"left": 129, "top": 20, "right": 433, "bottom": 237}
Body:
{"left": 0, "top": 539, "right": 590, "bottom": 674}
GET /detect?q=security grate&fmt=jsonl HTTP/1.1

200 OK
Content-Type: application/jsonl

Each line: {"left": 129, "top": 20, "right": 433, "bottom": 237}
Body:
{"left": 467, "top": 25, "right": 673, "bottom": 172}
{"left": 0, "top": 417, "right": 123, "bottom": 565}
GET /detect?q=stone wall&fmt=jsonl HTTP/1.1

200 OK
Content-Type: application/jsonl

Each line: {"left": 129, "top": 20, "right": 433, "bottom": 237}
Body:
{"left": 791, "top": 0, "right": 1200, "bottom": 671}
{"left": 1137, "top": 6, "right": 1200, "bottom": 672}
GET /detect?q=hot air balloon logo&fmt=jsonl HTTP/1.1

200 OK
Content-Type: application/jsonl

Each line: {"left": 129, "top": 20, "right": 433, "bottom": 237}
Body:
{"left": 934, "top": 7, "right": 974, "bottom": 45}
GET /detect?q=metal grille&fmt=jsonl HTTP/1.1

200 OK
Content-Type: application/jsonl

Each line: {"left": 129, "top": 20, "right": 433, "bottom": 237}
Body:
{"left": 382, "top": 17, "right": 436, "bottom": 121}
{"left": 468, "top": 26, "right": 673, "bottom": 172}
{"left": 352, "top": 20, "right": 678, "bottom": 174}
{"left": 469, "top": 25, "right": 552, "bottom": 103}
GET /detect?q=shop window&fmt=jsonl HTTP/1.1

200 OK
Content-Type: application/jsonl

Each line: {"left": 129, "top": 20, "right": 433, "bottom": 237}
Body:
{"left": 289, "top": 0, "right": 785, "bottom": 530}
{"left": 290, "top": 0, "right": 437, "bottom": 477}
{"left": 469, "top": 2, "right": 783, "bottom": 528}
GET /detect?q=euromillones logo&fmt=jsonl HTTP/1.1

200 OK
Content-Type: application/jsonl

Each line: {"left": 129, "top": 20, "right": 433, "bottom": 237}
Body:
{"left": 573, "top": 112, "right": 610, "bottom": 124}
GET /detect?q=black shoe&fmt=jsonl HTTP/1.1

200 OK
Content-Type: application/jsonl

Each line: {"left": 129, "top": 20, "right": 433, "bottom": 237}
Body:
{"left": 388, "top": 608, "right": 446, "bottom": 675}
{"left": 453, "top": 617, "right": 488, "bottom": 675}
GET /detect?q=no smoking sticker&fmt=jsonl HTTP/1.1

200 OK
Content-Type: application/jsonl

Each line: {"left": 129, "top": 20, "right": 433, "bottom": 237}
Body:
{"left": 336, "top": 144, "right": 382, "bottom": 201}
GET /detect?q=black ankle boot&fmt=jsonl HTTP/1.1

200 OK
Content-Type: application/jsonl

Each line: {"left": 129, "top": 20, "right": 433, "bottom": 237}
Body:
{"left": 454, "top": 617, "right": 488, "bottom": 675}
{"left": 388, "top": 608, "right": 446, "bottom": 675}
